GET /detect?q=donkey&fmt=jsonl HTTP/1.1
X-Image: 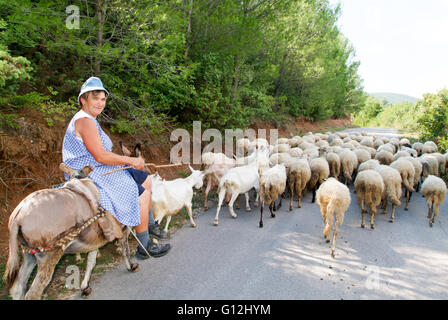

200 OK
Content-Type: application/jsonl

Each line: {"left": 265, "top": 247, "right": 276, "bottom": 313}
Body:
{"left": 4, "top": 164, "right": 139, "bottom": 300}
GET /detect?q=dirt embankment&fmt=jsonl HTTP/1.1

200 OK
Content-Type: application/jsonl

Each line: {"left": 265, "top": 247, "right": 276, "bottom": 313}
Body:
{"left": 0, "top": 109, "right": 352, "bottom": 266}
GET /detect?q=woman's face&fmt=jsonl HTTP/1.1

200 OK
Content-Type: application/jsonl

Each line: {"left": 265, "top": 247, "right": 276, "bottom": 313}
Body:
{"left": 80, "top": 91, "right": 107, "bottom": 118}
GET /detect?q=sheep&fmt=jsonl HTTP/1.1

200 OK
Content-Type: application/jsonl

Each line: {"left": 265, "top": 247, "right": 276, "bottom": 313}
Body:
{"left": 269, "top": 152, "right": 292, "bottom": 166}
{"left": 316, "top": 178, "right": 351, "bottom": 258}
{"left": 276, "top": 138, "right": 290, "bottom": 145}
{"left": 303, "top": 147, "right": 319, "bottom": 160}
{"left": 272, "top": 143, "right": 290, "bottom": 154}
{"left": 152, "top": 166, "right": 205, "bottom": 232}
{"left": 288, "top": 147, "right": 304, "bottom": 158}
{"left": 201, "top": 152, "right": 234, "bottom": 169}
{"left": 400, "top": 146, "right": 418, "bottom": 158}
{"left": 400, "top": 156, "right": 423, "bottom": 204}
{"left": 341, "top": 142, "right": 355, "bottom": 150}
{"left": 213, "top": 160, "right": 259, "bottom": 226}
{"left": 374, "top": 150, "right": 394, "bottom": 165}
{"left": 360, "top": 137, "right": 374, "bottom": 148}
{"left": 330, "top": 137, "right": 343, "bottom": 147}
{"left": 236, "top": 138, "right": 251, "bottom": 156}
{"left": 288, "top": 138, "right": 301, "bottom": 148}
{"left": 308, "top": 148, "right": 330, "bottom": 203}
{"left": 412, "top": 142, "right": 424, "bottom": 156}
{"left": 374, "top": 165, "right": 402, "bottom": 222}
{"left": 377, "top": 144, "right": 395, "bottom": 154}
{"left": 390, "top": 158, "right": 415, "bottom": 206}
{"left": 430, "top": 152, "right": 446, "bottom": 176}
{"left": 399, "top": 138, "right": 411, "bottom": 147}
{"left": 287, "top": 158, "right": 311, "bottom": 210}
{"left": 422, "top": 141, "right": 438, "bottom": 154}
{"left": 373, "top": 139, "right": 384, "bottom": 149}
{"left": 357, "top": 159, "right": 380, "bottom": 173}
{"left": 258, "top": 164, "right": 287, "bottom": 228}
{"left": 421, "top": 175, "right": 447, "bottom": 227}
{"left": 354, "top": 170, "right": 384, "bottom": 229}
{"left": 339, "top": 149, "right": 358, "bottom": 185}
{"left": 358, "top": 145, "right": 377, "bottom": 158}
{"left": 326, "top": 152, "right": 341, "bottom": 180}
{"left": 354, "top": 148, "right": 371, "bottom": 166}
{"left": 420, "top": 154, "right": 440, "bottom": 177}
{"left": 393, "top": 150, "right": 411, "bottom": 162}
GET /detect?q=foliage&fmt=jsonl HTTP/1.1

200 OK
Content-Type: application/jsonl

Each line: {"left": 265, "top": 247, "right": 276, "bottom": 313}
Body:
{"left": 416, "top": 89, "right": 448, "bottom": 141}
{"left": 0, "top": 0, "right": 365, "bottom": 133}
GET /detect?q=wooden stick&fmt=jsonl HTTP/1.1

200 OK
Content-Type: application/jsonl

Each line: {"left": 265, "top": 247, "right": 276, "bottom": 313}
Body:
{"left": 102, "top": 163, "right": 183, "bottom": 176}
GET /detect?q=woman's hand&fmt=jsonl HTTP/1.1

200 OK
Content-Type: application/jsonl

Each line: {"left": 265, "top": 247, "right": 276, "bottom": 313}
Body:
{"left": 130, "top": 156, "right": 145, "bottom": 171}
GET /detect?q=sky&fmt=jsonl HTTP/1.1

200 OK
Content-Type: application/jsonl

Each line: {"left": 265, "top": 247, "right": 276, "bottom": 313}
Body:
{"left": 329, "top": 0, "right": 448, "bottom": 99}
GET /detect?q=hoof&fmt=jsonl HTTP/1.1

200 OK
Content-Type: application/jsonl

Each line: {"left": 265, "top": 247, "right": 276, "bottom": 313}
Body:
{"left": 254, "top": 203, "right": 259, "bottom": 208}
{"left": 245, "top": 208, "right": 252, "bottom": 212}
{"left": 404, "top": 208, "right": 409, "bottom": 211}
{"left": 325, "top": 239, "right": 330, "bottom": 243}
{"left": 129, "top": 263, "right": 140, "bottom": 273}
{"left": 81, "top": 287, "right": 92, "bottom": 298}
{"left": 232, "top": 215, "right": 238, "bottom": 219}
{"left": 204, "top": 206, "right": 209, "bottom": 211}
{"left": 371, "top": 225, "right": 375, "bottom": 230}
{"left": 259, "top": 222, "right": 263, "bottom": 228}
{"left": 289, "top": 207, "right": 293, "bottom": 212}
{"left": 213, "top": 220, "right": 219, "bottom": 226}
{"left": 361, "top": 224, "right": 365, "bottom": 229}
{"left": 191, "top": 223, "right": 197, "bottom": 228}
{"left": 331, "top": 250, "right": 335, "bottom": 259}
{"left": 389, "top": 219, "right": 394, "bottom": 223}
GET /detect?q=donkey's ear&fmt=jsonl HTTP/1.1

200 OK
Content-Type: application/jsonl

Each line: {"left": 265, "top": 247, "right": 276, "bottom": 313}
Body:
{"left": 120, "top": 141, "right": 131, "bottom": 157}
{"left": 134, "top": 143, "right": 142, "bottom": 158}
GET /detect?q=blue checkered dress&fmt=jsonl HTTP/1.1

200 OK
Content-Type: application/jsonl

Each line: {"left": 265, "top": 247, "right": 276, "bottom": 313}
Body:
{"left": 62, "top": 110, "right": 141, "bottom": 226}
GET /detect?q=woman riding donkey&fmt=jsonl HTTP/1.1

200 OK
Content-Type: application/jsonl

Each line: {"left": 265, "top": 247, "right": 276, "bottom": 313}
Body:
{"left": 62, "top": 76, "right": 170, "bottom": 259}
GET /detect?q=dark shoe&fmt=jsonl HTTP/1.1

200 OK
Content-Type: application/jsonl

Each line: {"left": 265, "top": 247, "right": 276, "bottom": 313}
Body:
{"left": 148, "top": 222, "right": 170, "bottom": 240}
{"left": 136, "top": 241, "right": 171, "bottom": 260}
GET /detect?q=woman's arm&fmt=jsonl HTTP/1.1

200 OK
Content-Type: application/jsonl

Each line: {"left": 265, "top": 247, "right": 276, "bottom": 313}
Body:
{"left": 76, "top": 117, "right": 145, "bottom": 170}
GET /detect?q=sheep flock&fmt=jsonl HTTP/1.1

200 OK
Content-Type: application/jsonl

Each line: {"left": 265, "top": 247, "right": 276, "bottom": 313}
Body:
{"left": 162, "top": 131, "right": 448, "bottom": 258}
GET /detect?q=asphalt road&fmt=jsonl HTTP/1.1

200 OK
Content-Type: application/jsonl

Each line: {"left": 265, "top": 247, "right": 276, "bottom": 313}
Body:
{"left": 77, "top": 128, "right": 448, "bottom": 300}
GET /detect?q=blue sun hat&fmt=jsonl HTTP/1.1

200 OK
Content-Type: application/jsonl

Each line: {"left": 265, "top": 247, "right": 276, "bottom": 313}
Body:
{"left": 78, "top": 76, "right": 109, "bottom": 103}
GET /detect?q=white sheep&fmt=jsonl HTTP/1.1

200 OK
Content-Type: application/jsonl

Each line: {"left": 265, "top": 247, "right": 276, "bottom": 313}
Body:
{"left": 390, "top": 158, "right": 415, "bottom": 205}
{"left": 287, "top": 158, "right": 311, "bottom": 210}
{"left": 326, "top": 152, "right": 341, "bottom": 180}
{"left": 354, "top": 148, "right": 371, "bottom": 166}
{"left": 421, "top": 175, "right": 447, "bottom": 227}
{"left": 339, "top": 149, "right": 358, "bottom": 185}
{"left": 354, "top": 170, "right": 384, "bottom": 229}
{"left": 412, "top": 142, "right": 424, "bottom": 156}
{"left": 152, "top": 166, "right": 205, "bottom": 232}
{"left": 258, "top": 164, "right": 287, "bottom": 228}
{"left": 374, "top": 165, "right": 402, "bottom": 222}
{"left": 357, "top": 159, "right": 380, "bottom": 173}
{"left": 374, "top": 150, "right": 394, "bottom": 165}
{"left": 422, "top": 141, "right": 438, "bottom": 154}
{"left": 316, "top": 178, "right": 351, "bottom": 258}
{"left": 308, "top": 148, "right": 330, "bottom": 203}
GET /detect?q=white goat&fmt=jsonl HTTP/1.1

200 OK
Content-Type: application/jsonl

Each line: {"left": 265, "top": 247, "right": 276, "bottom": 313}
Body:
{"left": 214, "top": 160, "right": 260, "bottom": 226}
{"left": 152, "top": 166, "right": 205, "bottom": 232}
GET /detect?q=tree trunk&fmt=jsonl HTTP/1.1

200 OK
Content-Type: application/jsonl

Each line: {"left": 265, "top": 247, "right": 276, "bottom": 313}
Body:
{"left": 184, "top": 0, "right": 194, "bottom": 59}
{"left": 94, "top": 0, "right": 105, "bottom": 76}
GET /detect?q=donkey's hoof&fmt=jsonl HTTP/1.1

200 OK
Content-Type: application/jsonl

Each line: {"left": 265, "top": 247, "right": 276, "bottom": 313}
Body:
{"left": 191, "top": 223, "right": 197, "bottom": 228}
{"left": 81, "top": 287, "right": 92, "bottom": 298}
{"left": 213, "top": 220, "right": 219, "bottom": 226}
{"left": 129, "top": 263, "right": 140, "bottom": 273}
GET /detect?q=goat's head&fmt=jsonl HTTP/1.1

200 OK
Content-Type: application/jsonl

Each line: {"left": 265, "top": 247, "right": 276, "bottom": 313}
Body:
{"left": 188, "top": 165, "right": 205, "bottom": 189}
